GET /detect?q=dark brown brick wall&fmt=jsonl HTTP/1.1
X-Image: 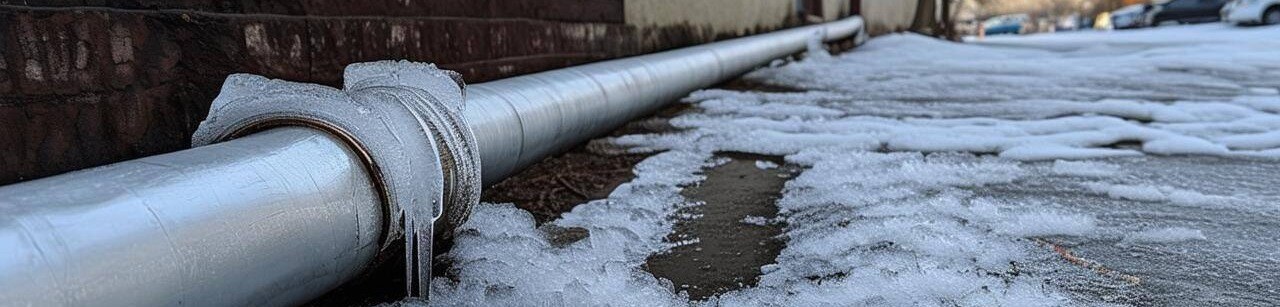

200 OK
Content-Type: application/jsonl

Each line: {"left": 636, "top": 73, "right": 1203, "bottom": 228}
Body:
{"left": 0, "top": 0, "right": 626, "bottom": 22}
{"left": 0, "top": 1, "right": 801, "bottom": 184}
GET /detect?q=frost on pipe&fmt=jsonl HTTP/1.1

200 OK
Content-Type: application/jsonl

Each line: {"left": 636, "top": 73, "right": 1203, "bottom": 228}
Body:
{"left": 463, "top": 16, "right": 865, "bottom": 184}
{"left": 0, "top": 16, "right": 869, "bottom": 305}
{"left": 191, "top": 61, "right": 481, "bottom": 298}
{"left": 0, "top": 127, "right": 382, "bottom": 306}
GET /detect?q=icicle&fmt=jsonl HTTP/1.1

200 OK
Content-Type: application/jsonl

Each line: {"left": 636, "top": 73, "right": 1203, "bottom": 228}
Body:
{"left": 403, "top": 217, "right": 417, "bottom": 296}
{"left": 402, "top": 212, "right": 434, "bottom": 298}
{"left": 806, "top": 29, "right": 832, "bottom": 60}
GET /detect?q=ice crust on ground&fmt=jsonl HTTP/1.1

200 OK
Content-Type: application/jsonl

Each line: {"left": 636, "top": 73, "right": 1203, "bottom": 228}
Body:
{"left": 427, "top": 151, "right": 707, "bottom": 306}
{"left": 709, "top": 152, "right": 1078, "bottom": 306}
{"left": 1051, "top": 160, "right": 1121, "bottom": 177}
{"left": 1122, "top": 227, "right": 1207, "bottom": 244}
{"left": 752, "top": 160, "right": 779, "bottom": 170}
{"left": 426, "top": 24, "right": 1280, "bottom": 306}
{"left": 1080, "top": 182, "right": 1235, "bottom": 207}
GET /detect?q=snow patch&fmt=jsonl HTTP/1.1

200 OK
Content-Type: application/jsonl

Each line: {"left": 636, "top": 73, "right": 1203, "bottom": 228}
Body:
{"left": 1123, "top": 227, "right": 1207, "bottom": 243}
{"left": 1248, "top": 87, "right": 1279, "bottom": 95}
{"left": 741, "top": 215, "right": 770, "bottom": 226}
{"left": 1082, "top": 183, "right": 1234, "bottom": 206}
{"left": 428, "top": 24, "right": 1280, "bottom": 306}
{"left": 428, "top": 151, "right": 712, "bottom": 306}
{"left": 753, "top": 160, "right": 779, "bottom": 170}
{"left": 1051, "top": 160, "right": 1121, "bottom": 177}
{"left": 995, "top": 211, "right": 1098, "bottom": 237}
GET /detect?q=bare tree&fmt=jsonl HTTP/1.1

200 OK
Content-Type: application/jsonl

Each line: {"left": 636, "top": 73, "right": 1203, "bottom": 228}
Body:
{"left": 912, "top": 0, "right": 941, "bottom": 35}
{"left": 971, "top": 0, "right": 1125, "bottom": 18}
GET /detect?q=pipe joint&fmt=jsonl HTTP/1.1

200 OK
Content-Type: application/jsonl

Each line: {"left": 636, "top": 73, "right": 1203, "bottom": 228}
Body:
{"left": 191, "top": 61, "right": 481, "bottom": 297}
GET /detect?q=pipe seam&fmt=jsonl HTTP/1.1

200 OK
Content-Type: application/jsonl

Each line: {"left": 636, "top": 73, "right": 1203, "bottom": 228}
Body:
{"left": 192, "top": 61, "right": 482, "bottom": 298}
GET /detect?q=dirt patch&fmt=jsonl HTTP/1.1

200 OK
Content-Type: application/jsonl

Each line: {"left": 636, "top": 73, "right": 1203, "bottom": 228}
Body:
{"left": 717, "top": 78, "right": 806, "bottom": 93}
{"left": 309, "top": 68, "right": 807, "bottom": 305}
{"left": 481, "top": 148, "right": 650, "bottom": 224}
{"left": 482, "top": 102, "right": 691, "bottom": 224}
{"left": 644, "top": 152, "right": 794, "bottom": 301}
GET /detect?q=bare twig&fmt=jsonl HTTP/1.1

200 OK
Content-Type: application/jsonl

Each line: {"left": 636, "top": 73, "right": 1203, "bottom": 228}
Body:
{"left": 555, "top": 175, "right": 590, "bottom": 199}
{"left": 1033, "top": 238, "right": 1142, "bottom": 285}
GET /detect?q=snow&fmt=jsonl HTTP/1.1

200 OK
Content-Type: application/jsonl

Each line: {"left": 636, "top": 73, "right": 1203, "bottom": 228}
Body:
{"left": 423, "top": 24, "right": 1280, "bottom": 306}
{"left": 618, "top": 95, "right": 1280, "bottom": 160}
{"left": 701, "top": 151, "right": 1089, "bottom": 306}
{"left": 1122, "top": 227, "right": 1207, "bottom": 243}
{"left": 740, "top": 216, "right": 770, "bottom": 226}
{"left": 1217, "top": 130, "right": 1280, "bottom": 150}
{"left": 1252, "top": 87, "right": 1280, "bottom": 95}
{"left": 427, "top": 151, "right": 708, "bottom": 306}
{"left": 752, "top": 160, "right": 779, "bottom": 170}
{"left": 1051, "top": 160, "right": 1121, "bottom": 177}
{"left": 996, "top": 211, "right": 1098, "bottom": 237}
{"left": 1081, "top": 182, "right": 1235, "bottom": 207}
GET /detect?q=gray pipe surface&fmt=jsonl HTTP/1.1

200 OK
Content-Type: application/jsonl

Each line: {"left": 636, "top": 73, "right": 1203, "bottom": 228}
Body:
{"left": 466, "top": 17, "right": 864, "bottom": 184}
{"left": 0, "top": 16, "right": 864, "bottom": 305}
{"left": 0, "top": 127, "right": 383, "bottom": 306}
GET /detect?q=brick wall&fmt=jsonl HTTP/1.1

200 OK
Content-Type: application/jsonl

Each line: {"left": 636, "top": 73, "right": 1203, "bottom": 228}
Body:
{"left": 0, "top": 1, "right": 842, "bottom": 184}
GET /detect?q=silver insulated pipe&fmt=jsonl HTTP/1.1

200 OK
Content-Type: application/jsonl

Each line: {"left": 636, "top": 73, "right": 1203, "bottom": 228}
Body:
{"left": 0, "top": 17, "right": 864, "bottom": 306}
{"left": 467, "top": 17, "right": 865, "bottom": 184}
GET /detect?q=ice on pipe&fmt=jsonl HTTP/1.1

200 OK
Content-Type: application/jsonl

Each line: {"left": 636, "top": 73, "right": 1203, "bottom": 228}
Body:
{"left": 804, "top": 29, "right": 832, "bottom": 61}
{"left": 194, "top": 60, "right": 479, "bottom": 298}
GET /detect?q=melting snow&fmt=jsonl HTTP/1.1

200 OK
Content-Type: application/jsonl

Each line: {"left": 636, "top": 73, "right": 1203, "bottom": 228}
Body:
{"left": 752, "top": 160, "right": 779, "bottom": 170}
{"left": 427, "top": 151, "right": 706, "bottom": 306}
{"left": 1051, "top": 160, "right": 1121, "bottom": 177}
{"left": 1081, "top": 182, "right": 1235, "bottom": 207}
{"left": 424, "top": 24, "right": 1280, "bottom": 306}
{"left": 1122, "top": 227, "right": 1207, "bottom": 244}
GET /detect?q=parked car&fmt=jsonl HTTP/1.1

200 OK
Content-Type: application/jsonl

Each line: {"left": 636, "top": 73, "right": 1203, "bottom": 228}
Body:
{"left": 983, "top": 14, "right": 1029, "bottom": 35}
{"left": 1222, "top": 0, "right": 1280, "bottom": 25}
{"left": 1150, "top": 0, "right": 1231, "bottom": 25}
{"left": 1112, "top": 4, "right": 1154, "bottom": 29}
{"left": 1055, "top": 14, "right": 1082, "bottom": 31}
{"left": 1095, "top": 11, "right": 1114, "bottom": 29}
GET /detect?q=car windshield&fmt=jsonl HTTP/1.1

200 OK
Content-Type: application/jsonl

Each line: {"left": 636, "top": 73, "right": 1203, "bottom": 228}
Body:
{"left": 1113, "top": 4, "right": 1146, "bottom": 15}
{"left": 1165, "top": 0, "right": 1193, "bottom": 8}
{"left": 984, "top": 15, "right": 1021, "bottom": 26}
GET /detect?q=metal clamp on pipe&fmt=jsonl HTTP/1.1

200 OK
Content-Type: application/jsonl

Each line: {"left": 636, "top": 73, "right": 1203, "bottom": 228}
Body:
{"left": 191, "top": 61, "right": 482, "bottom": 298}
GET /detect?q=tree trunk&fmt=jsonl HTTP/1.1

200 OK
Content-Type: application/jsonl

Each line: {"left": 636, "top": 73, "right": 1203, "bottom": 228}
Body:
{"left": 911, "top": 0, "right": 939, "bottom": 35}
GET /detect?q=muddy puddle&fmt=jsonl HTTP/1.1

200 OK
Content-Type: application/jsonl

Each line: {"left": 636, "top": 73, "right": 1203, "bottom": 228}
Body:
{"left": 645, "top": 152, "right": 795, "bottom": 301}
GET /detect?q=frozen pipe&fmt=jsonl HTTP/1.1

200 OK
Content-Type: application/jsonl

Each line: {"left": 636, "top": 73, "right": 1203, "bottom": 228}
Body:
{"left": 0, "top": 128, "right": 384, "bottom": 306}
{"left": 0, "top": 16, "right": 865, "bottom": 306}
{"left": 466, "top": 16, "right": 865, "bottom": 184}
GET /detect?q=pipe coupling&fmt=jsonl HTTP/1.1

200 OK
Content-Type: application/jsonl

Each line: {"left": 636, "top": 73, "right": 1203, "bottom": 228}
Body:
{"left": 191, "top": 61, "right": 481, "bottom": 297}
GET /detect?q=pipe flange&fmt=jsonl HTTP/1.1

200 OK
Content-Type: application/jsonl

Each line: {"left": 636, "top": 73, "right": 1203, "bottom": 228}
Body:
{"left": 191, "top": 61, "right": 481, "bottom": 297}
{"left": 344, "top": 62, "right": 482, "bottom": 240}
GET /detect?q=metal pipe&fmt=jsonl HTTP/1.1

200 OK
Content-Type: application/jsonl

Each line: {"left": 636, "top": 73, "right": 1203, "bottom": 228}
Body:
{"left": 0, "top": 127, "right": 383, "bottom": 306}
{"left": 0, "top": 16, "right": 864, "bottom": 305}
{"left": 466, "top": 17, "right": 864, "bottom": 184}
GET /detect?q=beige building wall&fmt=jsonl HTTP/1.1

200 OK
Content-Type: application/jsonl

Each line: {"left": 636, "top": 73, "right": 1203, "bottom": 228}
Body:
{"left": 623, "top": 0, "right": 928, "bottom": 38}
{"left": 820, "top": 0, "right": 853, "bottom": 21}
{"left": 623, "top": 0, "right": 796, "bottom": 36}
{"left": 861, "top": 0, "right": 920, "bottom": 34}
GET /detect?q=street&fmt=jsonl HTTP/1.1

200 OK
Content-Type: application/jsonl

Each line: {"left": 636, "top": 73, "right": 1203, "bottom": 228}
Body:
{"left": 425, "top": 24, "right": 1280, "bottom": 306}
